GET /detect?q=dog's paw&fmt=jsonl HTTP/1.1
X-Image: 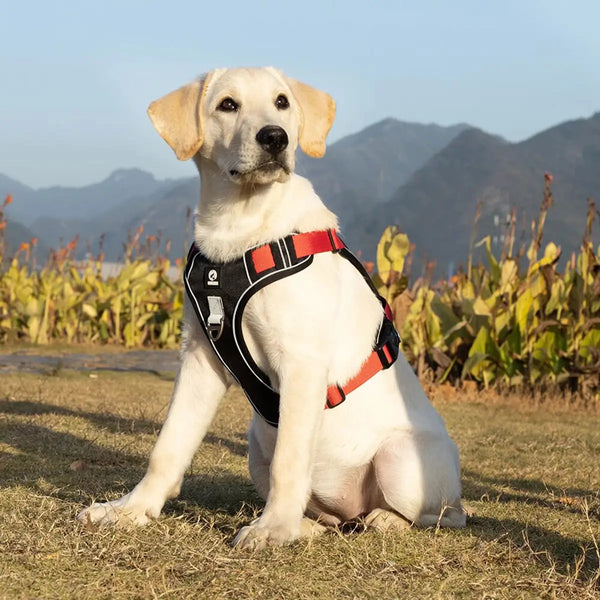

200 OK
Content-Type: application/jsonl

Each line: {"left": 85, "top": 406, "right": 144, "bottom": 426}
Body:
{"left": 364, "top": 508, "right": 411, "bottom": 533}
{"left": 77, "top": 492, "right": 159, "bottom": 527}
{"left": 233, "top": 519, "right": 300, "bottom": 550}
{"left": 299, "top": 516, "right": 327, "bottom": 538}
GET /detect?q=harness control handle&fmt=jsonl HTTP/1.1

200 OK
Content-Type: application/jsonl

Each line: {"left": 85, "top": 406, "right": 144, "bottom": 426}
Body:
{"left": 207, "top": 296, "right": 225, "bottom": 341}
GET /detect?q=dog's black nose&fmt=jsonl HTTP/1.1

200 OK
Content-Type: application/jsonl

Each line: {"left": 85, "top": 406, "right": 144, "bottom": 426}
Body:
{"left": 256, "top": 126, "right": 288, "bottom": 155}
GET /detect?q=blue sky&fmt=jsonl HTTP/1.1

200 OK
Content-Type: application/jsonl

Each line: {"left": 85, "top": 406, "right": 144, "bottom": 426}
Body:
{"left": 2, "top": 0, "right": 599, "bottom": 188}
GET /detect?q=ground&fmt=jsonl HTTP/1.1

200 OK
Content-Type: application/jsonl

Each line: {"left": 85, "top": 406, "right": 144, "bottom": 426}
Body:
{"left": 0, "top": 351, "right": 598, "bottom": 599}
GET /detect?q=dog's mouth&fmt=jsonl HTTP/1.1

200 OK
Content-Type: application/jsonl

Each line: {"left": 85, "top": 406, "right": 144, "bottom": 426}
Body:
{"left": 229, "top": 160, "right": 290, "bottom": 178}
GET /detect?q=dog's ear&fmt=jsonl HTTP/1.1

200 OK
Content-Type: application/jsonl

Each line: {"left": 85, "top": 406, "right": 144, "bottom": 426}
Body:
{"left": 147, "top": 73, "right": 213, "bottom": 161}
{"left": 287, "top": 79, "right": 336, "bottom": 158}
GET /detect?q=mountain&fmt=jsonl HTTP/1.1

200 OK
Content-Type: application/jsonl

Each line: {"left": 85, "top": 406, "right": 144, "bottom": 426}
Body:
{"left": 2, "top": 219, "right": 49, "bottom": 260}
{"left": 1, "top": 168, "right": 173, "bottom": 226}
{"left": 27, "top": 175, "right": 197, "bottom": 258}
{"left": 0, "top": 168, "right": 184, "bottom": 259}
{"left": 348, "top": 128, "right": 510, "bottom": 267}
{"left": 4, "top": 219, "right": 36, "bottom": 250}
{"left": 351, "top": 112, "right": 600, "bottom": 273}
{"left": 0, "top": 174, "right": 33, "bottom": 200}
{"left": 297, "top": 119, "right": 471, "bottom": 230}
{"left": 3, "top": 118, "right": 465, "bottom": 260}
{"left": 93, "top": 177, "right": 199, "bottom": 260}
{"left": 2, "top": 112, "right": 599, "bottom": 270}
{"left": 0, "top": 178, "right": 44, "bottom": 258}
{"left": 104, "top": 119, "right": 468, "bottom": 262}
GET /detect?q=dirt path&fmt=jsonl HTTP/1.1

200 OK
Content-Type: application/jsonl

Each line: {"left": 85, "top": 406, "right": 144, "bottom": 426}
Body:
{"left": 0, "top": 349, "right": 180, "bottom": 375}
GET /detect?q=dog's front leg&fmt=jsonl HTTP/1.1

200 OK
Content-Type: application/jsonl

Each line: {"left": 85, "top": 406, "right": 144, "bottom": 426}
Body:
{"left": 233, "top": 360, "right": 326, "bottom": 550}
{"left": 78, "top": 337, "right": 229, "bottom": 526}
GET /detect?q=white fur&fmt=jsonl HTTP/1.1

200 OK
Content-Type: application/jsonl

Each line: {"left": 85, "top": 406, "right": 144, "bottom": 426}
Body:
{"left": 78, "top": 67, "right": 466, "bottom": 548}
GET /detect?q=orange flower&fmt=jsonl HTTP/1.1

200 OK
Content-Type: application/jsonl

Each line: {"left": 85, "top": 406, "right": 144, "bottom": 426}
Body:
{"left": 30, "top": 237, "right": 38, "bottom": 246}
{"left": 3, "top": 194, "right": 12, "bottom": 206}
{"left": 175, "top": 258, "right": 182, "bottom": 267}
{"left": 20, "top": 242, "right": 29, "bottom": 250}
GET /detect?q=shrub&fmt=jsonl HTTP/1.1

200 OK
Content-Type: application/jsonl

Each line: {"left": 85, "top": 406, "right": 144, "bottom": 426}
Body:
{"left": 375, "top": 176, "right": 600, "bottom": 400}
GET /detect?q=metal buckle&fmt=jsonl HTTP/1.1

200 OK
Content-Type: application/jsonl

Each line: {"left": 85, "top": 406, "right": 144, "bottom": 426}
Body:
{"left": 207, "top": 296, "right": 225, "bottom": 341}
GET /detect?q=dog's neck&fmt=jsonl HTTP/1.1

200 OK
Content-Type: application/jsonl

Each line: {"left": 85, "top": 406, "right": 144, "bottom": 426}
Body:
{"left": 192, "top": 157, "right": 338, "bottom": 262}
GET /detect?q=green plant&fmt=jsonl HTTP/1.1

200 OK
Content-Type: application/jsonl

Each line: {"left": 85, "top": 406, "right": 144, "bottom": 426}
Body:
{"left": 0, "top": 203, "right": 184, "bottom": 348}
{"left": 375, "top": 176, "right": 600, "bottom": 400}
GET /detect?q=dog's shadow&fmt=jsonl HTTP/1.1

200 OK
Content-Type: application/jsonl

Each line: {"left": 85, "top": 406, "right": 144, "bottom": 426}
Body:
{"left": 467, "top": 514, "right": 599, "bottom": 580}
{"left": 0, "top": 397, "right": 248, "bottom": 458}
{"left": 0, "top": 397, "right": 251, "bottom": 519}
{"left": 462, "top": 469, "right": 600, "bottom": 581}
{"left": 463, "top": 468, "right": 599, "bottom": 521}
{"left": 164, "top": 473, "right": 264, "bottom": 521}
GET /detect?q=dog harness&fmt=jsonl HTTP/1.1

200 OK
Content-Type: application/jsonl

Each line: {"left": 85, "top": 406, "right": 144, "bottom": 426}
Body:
{"left": 183, "top": 229, "right": 400, "bottom": 427}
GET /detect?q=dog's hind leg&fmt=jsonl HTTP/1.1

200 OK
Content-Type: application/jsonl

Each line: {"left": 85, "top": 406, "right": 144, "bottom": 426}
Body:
{"left": 373, "top": 431, "right": 466, "bottom": 529}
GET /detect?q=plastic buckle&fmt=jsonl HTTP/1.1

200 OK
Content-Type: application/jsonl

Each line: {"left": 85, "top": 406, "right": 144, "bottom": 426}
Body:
{"left": 376, "top": 345, "right": 394, "bottom": 369}
{"left": 376, "top": 322, "right": 400, "bottom": 369}
{"left": 207, "top": 296, "right": 225, "bottom": 341}
{"left": 326, "top": 384, "right": 346, "bottom": 408}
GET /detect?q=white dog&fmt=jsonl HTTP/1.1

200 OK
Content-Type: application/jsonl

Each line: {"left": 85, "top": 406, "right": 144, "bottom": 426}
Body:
{"left": 79, "top": 67, "right": 466, "bottom": 549}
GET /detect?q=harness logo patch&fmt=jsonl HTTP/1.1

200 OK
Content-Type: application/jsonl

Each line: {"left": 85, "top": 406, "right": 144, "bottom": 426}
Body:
{"left": 204, "top": 267, "right": 221, "bottom": 288}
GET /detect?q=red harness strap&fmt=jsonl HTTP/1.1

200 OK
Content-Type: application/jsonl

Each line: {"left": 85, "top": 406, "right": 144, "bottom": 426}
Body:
{"left": 326, "top": 341, "right": 394, "bottom": 409}
{"left": 292, "top": 229, "right": 345, "bottom": 258}
{"left": 251, "top": 229, "right": 345, "bottom": 274}
{"left": 250, "top": 228, "right": 397, "bottom": 411}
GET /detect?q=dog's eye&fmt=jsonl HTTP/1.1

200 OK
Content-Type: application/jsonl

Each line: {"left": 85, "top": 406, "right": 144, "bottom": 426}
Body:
{"left": 217, "top": 97, "right": 239, "bottom": 112}
{"left": 275, "top": 94, "right": 289, "bottom": 110}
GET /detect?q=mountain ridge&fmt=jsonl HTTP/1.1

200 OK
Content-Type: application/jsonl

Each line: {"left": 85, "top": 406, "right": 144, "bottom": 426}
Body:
{"left": 2, "top": 112, "right": 599, "bottom": 270}
{"left": 1, "top": 118, "right": 470, "bottom": 260}
{"left": 352, "top": 111, "right": 600, "bottom": 272}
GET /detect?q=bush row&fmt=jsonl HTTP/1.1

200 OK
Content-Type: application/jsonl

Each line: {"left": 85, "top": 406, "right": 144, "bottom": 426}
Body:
{"left": 1, "top": 179, "right": 599, "bottom": 400}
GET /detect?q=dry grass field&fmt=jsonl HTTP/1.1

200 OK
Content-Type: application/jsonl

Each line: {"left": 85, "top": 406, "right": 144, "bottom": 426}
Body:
{"left": 0, "top": 362, "right": 599, "bottom": 599}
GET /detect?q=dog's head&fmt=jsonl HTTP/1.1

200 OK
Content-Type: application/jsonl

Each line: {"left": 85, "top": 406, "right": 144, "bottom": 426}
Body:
{"left": 147, "top": 67, "right": 336, "bottom": 185}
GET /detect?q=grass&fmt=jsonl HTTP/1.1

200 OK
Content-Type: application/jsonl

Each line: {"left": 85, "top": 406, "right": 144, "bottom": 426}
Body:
{"left": 0, "top": 366, "right": 599, "bottom": 599}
